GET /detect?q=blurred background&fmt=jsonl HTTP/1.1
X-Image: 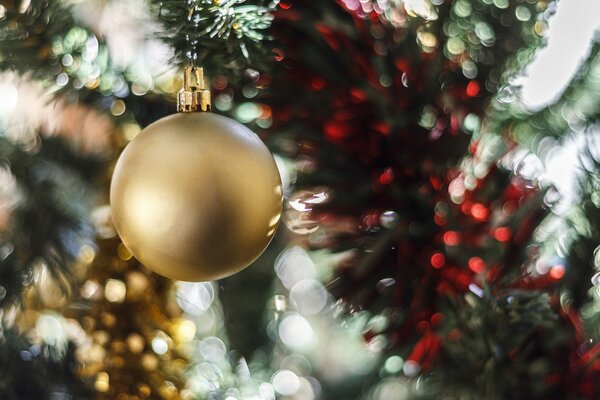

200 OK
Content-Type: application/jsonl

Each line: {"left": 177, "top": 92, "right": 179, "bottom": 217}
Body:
{"left": 1, "top": 0, "right": 600, "bottom": 399}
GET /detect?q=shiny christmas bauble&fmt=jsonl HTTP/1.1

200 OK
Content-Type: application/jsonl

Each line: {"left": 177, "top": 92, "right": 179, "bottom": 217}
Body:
{"left": 110, "top": 112, "right": 282, "bottom": 281}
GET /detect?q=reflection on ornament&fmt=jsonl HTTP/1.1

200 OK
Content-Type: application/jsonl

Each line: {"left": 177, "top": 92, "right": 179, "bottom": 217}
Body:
{"left": 110, "top": 67, "right": 282, "bottom": 281}
{"left": 379, "top": 210, "right": 399, "bottom": 229}
{"left": 283, "top": 190, "right": 328, "bottom": 234}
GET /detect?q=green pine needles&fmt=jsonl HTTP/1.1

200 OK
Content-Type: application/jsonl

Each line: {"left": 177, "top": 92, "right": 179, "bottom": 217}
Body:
{"left": 0, "top": 0, "right": 72, "bottom": 75}
{"left": 155, "top": 0, "right": 279, "bottom": 76}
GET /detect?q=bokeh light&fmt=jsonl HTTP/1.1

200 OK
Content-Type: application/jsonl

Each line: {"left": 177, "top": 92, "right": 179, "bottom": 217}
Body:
{"left": 275, "top": 246, "right": 318, "bottom": 289}
{"left": 176, "top": 282, "right": 215, "bottom": 315}
{"left": 289, "top": 279, "right": 329, "bottom": 315}
{"left": 279, "top": 314, "right": 315, "bottom": 350}
{"left": 272, "top": 369, "right": 301, "bottom": 396}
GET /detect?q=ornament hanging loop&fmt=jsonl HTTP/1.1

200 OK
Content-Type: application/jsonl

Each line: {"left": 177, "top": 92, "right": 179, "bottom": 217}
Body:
{"left": 177, "top": 66, "right": 211, "bottom": 113}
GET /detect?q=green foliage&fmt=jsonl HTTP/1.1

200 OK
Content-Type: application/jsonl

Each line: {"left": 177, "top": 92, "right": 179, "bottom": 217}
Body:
{"left": 264, "top": 0, "right": 546, "bottom": 307}
{"left": 259, "top": 1, "right": 600, "bottom": 398}
{"left": 0, "top": 136, "right": 100, "bottom": 308}
{"left": 153, "top": 0, "right": 279, "bottom": 77}
{"left": 491, "top": 41, "right": 600, "bottom": 150}
{"left": 0, "top": 0, "right": 71, "bottom": 75}
{"left": 2, "top": 0, "right": 600, "bottom": 399}
{"left": 566, "top": 147, "right": 600, "bottom": 338}
{"left": 431, "top": 291, "right": 572, "bottom": 400}
{"left": 0, "top": 325, "right": 91, "bottom": 399}
{"left": 0, "top": 1, "right": 114, "bottom": 309}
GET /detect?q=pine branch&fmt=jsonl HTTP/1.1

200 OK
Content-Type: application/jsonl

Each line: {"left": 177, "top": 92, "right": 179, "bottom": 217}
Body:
{"left": 153, "top": 0, "right": 279, "bottom": 77}
{"left": 0, "top": 135, "right": 99, "bottom": 308}
{"left": 0, "top": 325, "right": 92, "bottom": 399}
{"left": 565, "top": 142, "right": 600, "bottom": 339}
{"left": 420, "top": 290, "right": 572, "bottom": 400}
{"left": 0, "top": 0, "right": 130, "bottom": 111}
{"left": 491, "top": 41, "right": 600, "bottom": 148}
{"left": 0, "top": 0, "right": 72, "bottom": 76}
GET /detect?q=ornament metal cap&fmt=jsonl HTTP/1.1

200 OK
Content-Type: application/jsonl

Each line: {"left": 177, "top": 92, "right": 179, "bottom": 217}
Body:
{"left": 177, "top": 66, "right": 211, "bottom": 112}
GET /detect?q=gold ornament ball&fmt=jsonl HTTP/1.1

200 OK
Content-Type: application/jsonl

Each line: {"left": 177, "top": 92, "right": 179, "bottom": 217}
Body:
{"left": 110, "top": 112, "right": 282, "bottom": 281}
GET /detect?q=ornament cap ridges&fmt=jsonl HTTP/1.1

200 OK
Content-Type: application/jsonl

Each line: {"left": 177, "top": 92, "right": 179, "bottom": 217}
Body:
{"left": 177, "top": 66, "right": 211, "bottom": 113}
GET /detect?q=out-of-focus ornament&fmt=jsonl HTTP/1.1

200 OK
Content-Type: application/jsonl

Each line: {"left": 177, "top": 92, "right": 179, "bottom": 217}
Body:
{"left": 283, "top": 190, "right": 328, "bottom": 234}
{"left": 110, "top": 67, "right": 282, "bottom": 281}
{"left": 380, "top": 210, "right": 399, "bottom": 229}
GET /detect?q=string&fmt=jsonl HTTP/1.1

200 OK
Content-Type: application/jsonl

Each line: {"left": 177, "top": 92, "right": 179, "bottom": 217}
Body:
{"left": 185, "top": 0, "right": 197, "bottom": 68}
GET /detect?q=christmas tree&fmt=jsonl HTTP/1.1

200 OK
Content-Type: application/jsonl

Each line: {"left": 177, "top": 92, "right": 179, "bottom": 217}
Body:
{"left": 1, "top": 0, "right": 600, "bottom": 399}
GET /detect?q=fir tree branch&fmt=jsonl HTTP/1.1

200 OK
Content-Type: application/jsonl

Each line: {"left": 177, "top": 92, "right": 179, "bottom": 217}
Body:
{"left": 0, "top": 325, "right": 92, "bottom": 399}
{"left": 491, "top": 41, "right": 600, "bottom": 148}
{"left": 428, "top": 291, "right": 569, "bottom": 400}
{"left": 0, "top": 136, "right": 99, "bottom": 308}
{"left": 567, "top": 139, "right": 600, "bottom": 336}
{"left": 153, "top": 0, "right": 279, "bottom": 77}
{"left": 0, "top": 0, "right": 72, "bottom": 76}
